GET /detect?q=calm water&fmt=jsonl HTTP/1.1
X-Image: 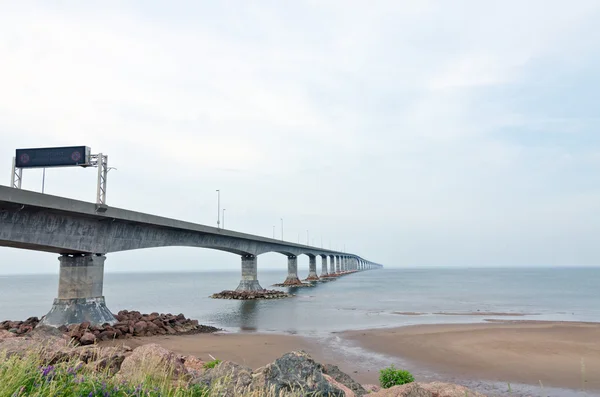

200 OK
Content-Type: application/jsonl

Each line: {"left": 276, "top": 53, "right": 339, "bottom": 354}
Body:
{"left": 0, "top": 267, "right": 598, "bottom": 333}
{"left": 1, "top": 268, "right": 599, "bottom": 396}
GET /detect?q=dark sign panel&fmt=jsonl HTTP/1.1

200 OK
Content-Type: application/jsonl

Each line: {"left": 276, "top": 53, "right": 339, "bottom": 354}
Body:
{"left": 15, "top": 146, "right": 91, "bottom": 168}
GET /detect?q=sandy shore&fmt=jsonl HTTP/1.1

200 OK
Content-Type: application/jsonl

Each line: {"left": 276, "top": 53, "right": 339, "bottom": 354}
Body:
{"left": 100, "top": 332, "right": 379, "bottom": 384}
{"left": 344, "top": 321, "right": 600, "bottom": 391}
{"left": 99, "top": 321, "right": 600, "bottom": 392}
{"left": 101, "top": 332, "right": 318, "bottom": 369}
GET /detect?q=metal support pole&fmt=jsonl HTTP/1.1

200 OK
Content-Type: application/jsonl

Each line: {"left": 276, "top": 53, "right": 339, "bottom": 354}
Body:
{"left": 10, "top": 157, "right": 22, "bottom": 189}
{"left": 94, "top": 153, "right": 108, "bottom": 205}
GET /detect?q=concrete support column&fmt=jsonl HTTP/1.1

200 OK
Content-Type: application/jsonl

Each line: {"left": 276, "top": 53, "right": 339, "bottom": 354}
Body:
{"left": 236, "top": 254, "right": 264, "bottom": 292}
{"left": 335, "top": 256, "right": 341, "bottom": 273}
{"left": 40, "top": 254, "right": 116, "bottom": 327}
{"left": 306, "top": 256, "right": 319, "bottom": 281}
{"left": 320, "top": 256, "right": 328, "bottom": 276}
{"left": 283, "top": 255, "right": 302, "bottom": 285}
{"left": 329, "top": 256, "right": 335, "bottom": 274}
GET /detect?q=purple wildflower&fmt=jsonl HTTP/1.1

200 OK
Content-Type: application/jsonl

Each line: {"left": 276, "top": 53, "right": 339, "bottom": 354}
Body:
{"left": 40, "top": 365, "right": 55, "bottom": 380}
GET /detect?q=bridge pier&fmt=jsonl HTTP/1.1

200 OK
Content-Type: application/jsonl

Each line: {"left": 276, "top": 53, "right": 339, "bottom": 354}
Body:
{"left": 235, "top": 255, "right": 264, "bottom": 292}
{"left": 305, "top": 256, "right": 319, "bottom": 281}
{"left": 282, "top": 255, "right": 302, "bottom": 285}
{"left": 336, "top": 256, "right": 341, "bottom": 273}
{"left": 320, "top": 255, "right": 328, "bottom": 277}
{"left": 40, "top": 254, "right": 116, "bottom": 327}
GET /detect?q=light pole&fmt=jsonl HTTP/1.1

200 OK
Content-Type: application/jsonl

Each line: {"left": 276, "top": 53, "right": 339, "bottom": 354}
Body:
{"left": 222, "top": 208, "right": 226, "bottom": 229}
{"left": 307, "top": 230, "right": 309, "bottom": 245}
{"left": 280, "top": 218, "right": 283, "bottom": 241}
{"left": 273, "top": 225, "right": 275, "bottom": 239}
{"left": 42, "top": 168, "right": 46, "bottom": 194}
{"left": 216, "top": 190, "right": 220, "bottom": 229}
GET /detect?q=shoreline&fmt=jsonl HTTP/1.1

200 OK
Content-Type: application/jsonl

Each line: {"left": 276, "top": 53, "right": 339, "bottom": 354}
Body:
{"left": 344, "top": 321, "right": 600, "bottom": 393}
{"left": 98, "top": 320, "right": 600, "bottom": 395}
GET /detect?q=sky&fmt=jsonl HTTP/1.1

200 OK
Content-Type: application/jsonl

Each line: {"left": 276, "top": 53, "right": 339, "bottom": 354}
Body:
{"left": 1, "top": 0, "right": 600, "bottom": 275}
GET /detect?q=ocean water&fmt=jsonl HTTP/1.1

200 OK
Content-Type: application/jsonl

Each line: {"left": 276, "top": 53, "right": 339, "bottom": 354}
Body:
{"left": 0, "top": 267, "right": 598, "bottom": 333}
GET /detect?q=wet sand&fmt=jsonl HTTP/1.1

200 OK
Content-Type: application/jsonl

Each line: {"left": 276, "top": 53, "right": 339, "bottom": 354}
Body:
{"left": 100, "top": 332, "right": 377, "bottom": 383}
{"left": 344, "top": 321, "right": 600, "bottom": 391}
{"left": 101, "top": 332, "right": 318, "bottom": 369}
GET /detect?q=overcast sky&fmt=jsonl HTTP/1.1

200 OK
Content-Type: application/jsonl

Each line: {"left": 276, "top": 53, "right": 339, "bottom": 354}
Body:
{"left": 1, "top": 1, "right": 600, "bottom": 275}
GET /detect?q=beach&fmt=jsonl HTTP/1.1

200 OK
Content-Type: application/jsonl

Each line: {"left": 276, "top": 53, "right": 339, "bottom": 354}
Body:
{"left": 99, "top": 320, "right": 600, "bottom": 393}
{"left": 344, "top": 321, "right": 600, "bottom": 391}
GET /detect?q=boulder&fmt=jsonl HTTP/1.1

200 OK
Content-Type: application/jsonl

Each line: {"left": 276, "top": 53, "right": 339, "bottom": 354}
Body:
{"left": 133, "top": 321, "right": 148, "bottom": 335}
{"left": 369, "top": 382, "right": 486, "bottom": 397}
{"left": 324, "top": 374, "right": 356, "bottom": 397}
{"left": 362, "top": 384, "right": 381, "bottom": 393}
{"left": 119, "top": 343, "right": 186, "bottom": 383}
{"left": 182, "top": 355, "right": 205, "bottom": 377}
{"left": 323, "top": 363, "right": 367, "bottom": 396}
{"left": 251, "top": 351, "right": 344, "bottom": 396}
{"left": 192, "top": 361, "right": 252, "bottom": 396}
{"left": 79, "top": 332, "right": 97, "bottom": 346}
{"left": 0, "top": 329, "right": 16, "bottom": 341}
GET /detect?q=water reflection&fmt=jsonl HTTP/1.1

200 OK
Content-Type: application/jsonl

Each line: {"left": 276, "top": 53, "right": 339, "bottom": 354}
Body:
{"left": 237, "top": 300, "right": 259, "bottom": 331}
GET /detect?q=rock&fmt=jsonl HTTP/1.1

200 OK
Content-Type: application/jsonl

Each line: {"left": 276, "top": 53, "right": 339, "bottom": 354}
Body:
{"left": 324, "top": 374, "right": 356, "bottom": 397}
{"left": 89, "top": 351, "right": 126, "bottom": 376}
{"left": 183, "top": 355, "right": 206, "bottom": 377}
{"left": 193, "top": 361, "right": 253, "bottom": 396}
{"left": 119, "top": 343, "right": 187, "bottom": 383}
{"left": 369, "top": 382, "right": 486, "bottom": 397}
{"left": 420, "top": 382, "right": 486, "bottom": 397}
{"left": 0, "top": 330, "right": 16, "bottom": 340}
{"left": 97, "top": 330, "right": 117, "bottom": 341}
{"left": 323, "top": 363, "right": 367, "bottom": 396}
{"left": 363, "top": 384, "right": 381, "bottom": 393}
{"left": 133, "top": 321, "right": 148, "bottom": 335}
{"left": 252, "top": 351, "right": 344, "bottom": 396}
{"left": 80, "top": 332, "right": 97, "bottom": 346}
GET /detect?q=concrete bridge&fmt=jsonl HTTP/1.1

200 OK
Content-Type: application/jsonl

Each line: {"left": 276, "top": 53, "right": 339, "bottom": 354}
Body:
{"left": 0, "top": 185, "right": 382, "bottom": 326}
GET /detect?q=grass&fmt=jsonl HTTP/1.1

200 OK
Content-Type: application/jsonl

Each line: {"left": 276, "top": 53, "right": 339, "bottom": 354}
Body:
{"left": 0, "top": 348, "right": 309, "bottom": 397}
{"left": 202, "top": 360, "right": 221, "bottom": 370}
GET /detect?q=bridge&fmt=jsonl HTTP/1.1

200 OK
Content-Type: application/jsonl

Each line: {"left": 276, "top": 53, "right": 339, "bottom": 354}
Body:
{"left": 0, "top": 185, "right": 382, "bottom": 327}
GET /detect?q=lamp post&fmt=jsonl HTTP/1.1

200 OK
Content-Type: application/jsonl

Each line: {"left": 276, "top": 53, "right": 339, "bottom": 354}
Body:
{"left": 222, "top": 208, "right": 226, "bottom": 229}
{"left": 307, "top": 230, "right": 309, "bottom": 245}
{"left": 280, "top": 218, "right": 283, "bottom": 241}
{"left": 216, "top": 190, "right": 220, "bottom": 229}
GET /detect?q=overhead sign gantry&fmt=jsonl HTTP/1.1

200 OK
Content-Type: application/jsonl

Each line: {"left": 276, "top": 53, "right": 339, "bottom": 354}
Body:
{"left": 10, "top": 146, "right": 110, "bottom": 209}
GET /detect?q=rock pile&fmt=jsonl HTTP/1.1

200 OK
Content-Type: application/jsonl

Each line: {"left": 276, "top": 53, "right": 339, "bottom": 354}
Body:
{"left": 0, "top": 310, "right": 219, "bottom": 346}
{"left": 271, "top": 282, "right": 315, "bottom": 288}
{"left": 210, "top": 289, "right": 292, "bottom": 300}
{"left": 0, "top": 316, "right": 40, "bottom": 335}
{"left": 62, "top": 310, "right": 220, "bottom": 345}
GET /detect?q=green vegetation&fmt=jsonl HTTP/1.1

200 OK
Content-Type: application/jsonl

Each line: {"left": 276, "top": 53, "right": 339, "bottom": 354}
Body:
{"left": 379, "top": 364, "right": 414, "bottom": 388}
{"left": 0, "top": 351, "right": 210, "bottom": 397}
{"left": 203, "top": 359, "right": 222, "bottom": 369}
{"left": 0, "top": 349, "right": 307, "bottom": 397}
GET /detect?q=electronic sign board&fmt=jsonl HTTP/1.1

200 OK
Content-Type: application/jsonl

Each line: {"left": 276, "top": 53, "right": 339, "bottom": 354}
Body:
{"left": 15, "top": 146, "right": 91, "bottom": 168}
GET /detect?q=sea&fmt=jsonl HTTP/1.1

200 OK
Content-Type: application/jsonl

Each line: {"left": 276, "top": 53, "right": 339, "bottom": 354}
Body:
{"left": 1, "top": 267, "right": 599, "bottom": 397}
{"left": 1, "top": 267, "right": 598, "bottom": 333}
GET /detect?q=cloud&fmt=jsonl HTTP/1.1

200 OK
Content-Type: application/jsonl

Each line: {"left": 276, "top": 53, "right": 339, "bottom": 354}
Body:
{"left": 1, "top": 0, "right": 600, "bottom": 275}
